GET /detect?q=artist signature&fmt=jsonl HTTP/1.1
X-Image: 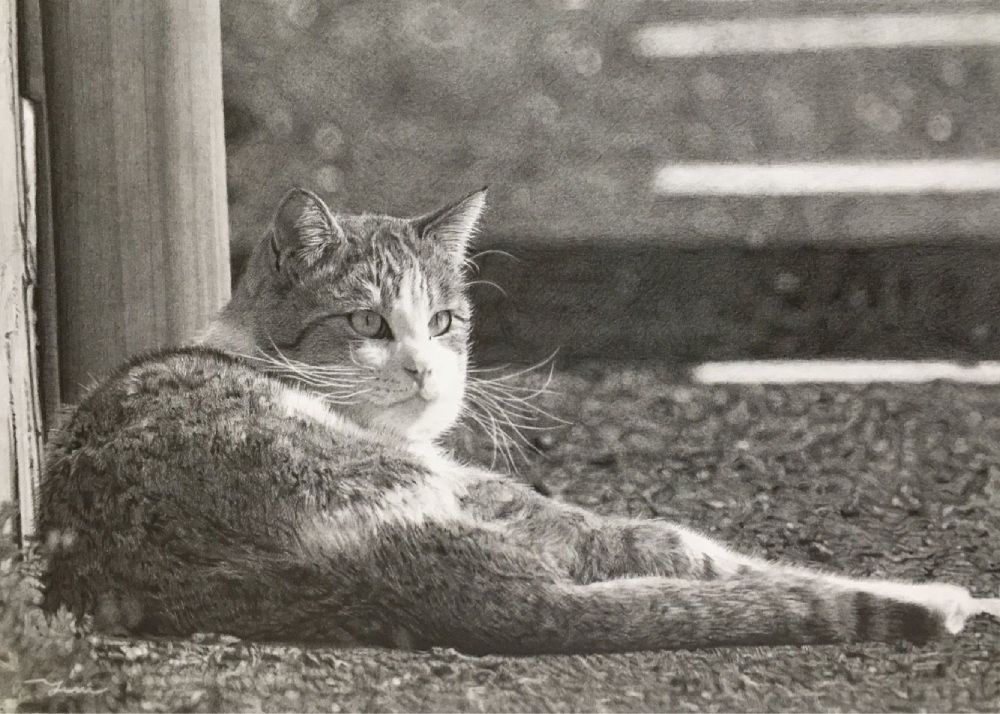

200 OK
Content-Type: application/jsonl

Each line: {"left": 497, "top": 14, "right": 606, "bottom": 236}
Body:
{"left": 22, "top": 678, "right": 107, "bottom": 697}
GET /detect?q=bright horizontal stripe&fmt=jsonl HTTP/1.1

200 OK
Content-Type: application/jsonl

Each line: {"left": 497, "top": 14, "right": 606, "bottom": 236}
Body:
{"left": 635, "top": 13, "right": 1000, "bottom": 56}
{"left": 693, "top": 360, "right": 1000, "bottom": 384}
{"left": 664, "top": 1, "right": 989, "bottom": 4}
{"left": 653, "top": 160, "right": 1000, "bottom": 195}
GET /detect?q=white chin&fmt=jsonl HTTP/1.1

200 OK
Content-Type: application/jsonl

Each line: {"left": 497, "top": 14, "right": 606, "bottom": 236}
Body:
{"left": 370, "top": 394, "right": 461, "bottom": 441}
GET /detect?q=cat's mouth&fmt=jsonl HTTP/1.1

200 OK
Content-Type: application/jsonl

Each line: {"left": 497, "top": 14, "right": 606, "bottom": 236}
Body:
{"left": 378, "top": 383, "right": 442, "bottom": 407}
{"left": 380, "top": 390, "right": 433, "bottom": 408}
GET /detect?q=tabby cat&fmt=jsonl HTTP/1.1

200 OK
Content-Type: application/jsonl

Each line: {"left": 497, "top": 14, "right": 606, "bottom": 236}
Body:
{"left": 39, "top": 188, "right": 1000, "bottom": 655}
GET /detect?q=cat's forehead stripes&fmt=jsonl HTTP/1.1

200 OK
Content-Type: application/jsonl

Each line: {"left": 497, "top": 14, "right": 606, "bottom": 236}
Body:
{"left": 388, "top": 269, "right": 433, "bottom": 339}
{"left": 294, "top": 211, "right": 468, "bottom": 320}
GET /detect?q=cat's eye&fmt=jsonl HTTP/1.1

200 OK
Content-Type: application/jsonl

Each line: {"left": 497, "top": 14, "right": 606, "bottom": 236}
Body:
{"left": 429, "top": 310, "right": 452, "bottom": 337}
{"left": 348, "top": 310, "right": 392, "bottom": 339}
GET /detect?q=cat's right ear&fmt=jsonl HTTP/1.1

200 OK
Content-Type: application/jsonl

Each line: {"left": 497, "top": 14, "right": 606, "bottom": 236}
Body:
{"left": 269, "top": 187, "right": 344, "bottom": 279}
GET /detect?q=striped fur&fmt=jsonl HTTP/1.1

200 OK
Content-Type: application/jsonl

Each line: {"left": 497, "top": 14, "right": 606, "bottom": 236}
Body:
{"left": 38, "top": 189, "right": 1000, "bottom": 654}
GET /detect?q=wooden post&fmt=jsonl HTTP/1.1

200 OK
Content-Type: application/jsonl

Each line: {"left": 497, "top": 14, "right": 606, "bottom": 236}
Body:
{"left": 18, "top": 0, "right": 60, "bottom": 433}
{"left": 1, "top": 0, "right": 44, "bottom": 538}
{"left": 41, "top": 0, "right": 231, "bottom": 404}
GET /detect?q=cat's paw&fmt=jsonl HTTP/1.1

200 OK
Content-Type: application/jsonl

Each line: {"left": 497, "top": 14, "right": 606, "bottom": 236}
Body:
{"left": 914, "top": 583, "right": 998, "bottom": 634}
{"left": 847, "top": 579, "right": 996, "bottom": 637}
{"left": 935, "top": 586, "right": 976, "bottom": 634}
{"left": 858, "top": 581, "right": 973, "bottom": 634}
{"left": 971, "top": 596, "right": 1000, "bottom": 621}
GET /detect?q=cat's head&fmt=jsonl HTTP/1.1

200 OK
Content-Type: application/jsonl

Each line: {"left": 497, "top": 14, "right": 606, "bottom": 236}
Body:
{"left": 209, "top": 187, "right": 486, "bottom": 441}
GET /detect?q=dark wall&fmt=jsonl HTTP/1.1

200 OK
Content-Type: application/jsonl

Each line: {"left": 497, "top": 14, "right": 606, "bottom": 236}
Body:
{"left": 470, "top": 242, "right": 1000, "bottom": 363}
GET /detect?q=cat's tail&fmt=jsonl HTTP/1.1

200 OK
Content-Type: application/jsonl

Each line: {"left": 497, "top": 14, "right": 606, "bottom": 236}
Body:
{"left": 330, "top": 524, "right": 997, "bottom": 655}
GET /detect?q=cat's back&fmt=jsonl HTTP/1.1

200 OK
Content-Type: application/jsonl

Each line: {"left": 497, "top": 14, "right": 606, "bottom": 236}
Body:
{"left": 46, "top": 347, "right": 281, "bottom": 461}
{"left": 46, "top": 346, "right": 351, "bottom": 476}
{"left": 42, "top": 347, "right": 415, "bottom": 517}
{"left": 38, "top": 347, "right": 428, "bottom": 626}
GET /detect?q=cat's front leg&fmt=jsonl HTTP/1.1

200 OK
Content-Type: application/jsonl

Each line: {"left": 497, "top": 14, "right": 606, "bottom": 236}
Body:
{"left": 462, "top": 472, "right": 756, "bottom": 581}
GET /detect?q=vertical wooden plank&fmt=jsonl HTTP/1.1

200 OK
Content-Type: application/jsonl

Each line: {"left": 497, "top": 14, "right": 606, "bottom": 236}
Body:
{"left": 41, "top": 0, "right": 231, "bottom": 404}
{"left": 16, "top": 96, "right": 40, "bottom": 537}
{"left": 0, "top": 0, "right": 16, "bottom": 531}
{"left": 17, "top": 0, "right": 60, "bottom": 432}
{"left": 0, "top": 0, "right": 43, "bottom": 539}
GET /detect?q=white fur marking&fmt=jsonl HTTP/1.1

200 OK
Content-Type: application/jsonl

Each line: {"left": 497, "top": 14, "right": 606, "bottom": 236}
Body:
{"left": 676, "top": 526, "right": 751, "bottom": 578}
{"left": 825, "top": 577, "right": 984, "bottom": 634}
{"left": 299, "top": 473, "right": 470, "bottom": 555}
{"left": 280, "top": 387, "right": 374, "bottom": 441}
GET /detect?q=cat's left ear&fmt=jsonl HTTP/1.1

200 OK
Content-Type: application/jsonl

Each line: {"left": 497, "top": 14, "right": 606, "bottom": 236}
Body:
{"left": 412, "top": 187, "right": 487, "bottom": 262}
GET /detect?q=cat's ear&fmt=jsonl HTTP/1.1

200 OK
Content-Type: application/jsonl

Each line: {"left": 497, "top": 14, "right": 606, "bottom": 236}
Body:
{"left": 412, "top": 187, "right": 487, "bottom": 261}
{"left": 269, "top": 187, "right": 344, "bottom": 277}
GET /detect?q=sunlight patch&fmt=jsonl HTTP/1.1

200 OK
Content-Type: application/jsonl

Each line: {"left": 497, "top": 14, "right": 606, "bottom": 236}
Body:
{"left": 692, "top": 360, "right": 1000, "bottom": 385}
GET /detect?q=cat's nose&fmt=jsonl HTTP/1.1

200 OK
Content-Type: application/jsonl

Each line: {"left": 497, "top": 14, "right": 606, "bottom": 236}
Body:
{"left": 404, "top": 365, "right": 430, "bottom": 387}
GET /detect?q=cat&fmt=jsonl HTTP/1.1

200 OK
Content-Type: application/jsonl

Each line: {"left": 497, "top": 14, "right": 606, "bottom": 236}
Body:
{"left": 38, "top": 187, "right": 1000, "bottom": 655}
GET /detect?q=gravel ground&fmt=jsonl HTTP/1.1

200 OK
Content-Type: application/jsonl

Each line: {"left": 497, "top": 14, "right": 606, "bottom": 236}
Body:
{"left": 21, "top": 361, "right": 1000, "bottom": 712}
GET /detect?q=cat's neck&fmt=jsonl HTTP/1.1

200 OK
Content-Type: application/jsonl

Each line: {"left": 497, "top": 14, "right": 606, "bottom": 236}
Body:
{"left": 198, "top": 323, "right": 447, "bottom": 453}
{"left": 197, "top": 317, "right": 257, "bottom": 356}
{"left": 197, "top": 242, "right": 271, "bottom": 356}
{"left": 281, "top": 384, "right": 449, "bottom": 458}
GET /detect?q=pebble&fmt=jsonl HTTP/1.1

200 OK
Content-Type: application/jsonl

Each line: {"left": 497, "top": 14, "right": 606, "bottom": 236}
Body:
{"left": 892, "top": 485, "right": 923, "bottom": 514}
{"left": 807, "top": 542, "right": 834, "bottom": 563}
{"left": 431, "top": 663, "right": 454, "bottom": 677}
{"left": 840, "top": 496, "right": 861, "bottom": 517}
{"left": 532, "top": 433, "right": 557, "bottom": 451}
{"left": 589, "top": 452, "right": 618, "bottom": 468}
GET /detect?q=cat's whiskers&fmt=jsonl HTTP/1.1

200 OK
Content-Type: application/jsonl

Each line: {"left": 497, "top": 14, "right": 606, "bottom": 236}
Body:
{"left": 466, "top": 369, "right": 569, "bottom": 428}
{"left": 238, "top": 346, "right": 375, "bottom": 406}
{"left": 468, "top": 350, "right": 561, "bottom": 384}
{"left": 319, "top": 390, "right": 372, "bottom": 406}
{"left": 459, "top": 387, "right": 533, "bottom": 472}
{"left": 466, "top": 384, "right": 556, "bottom": 435}
{"left": 467, "top": 388, "right": 535, "bottom": 447}
{"left": 458, "top": 405, "right": 505, "bottom": 470}
{"left": 470, "top": 378, "right": 561, "bottom": 413}
{"left": 477, "top": 405, "right": 521, "bottom": 472}
{"left": 464, "top": 279, "right": 508, "bottom": 297}
{"left": 460, "top": 354, "right": 569, "bottom": 473}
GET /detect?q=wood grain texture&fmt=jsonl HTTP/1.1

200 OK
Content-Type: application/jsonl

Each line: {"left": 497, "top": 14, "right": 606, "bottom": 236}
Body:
{"left": 17, "top": 0, "right": 59, "bottom": 431}
{"left": 1, "top": 0, "right": 43, "bottom": 538}
{"left": 42, "top": 0, "right": 231, "bottom": 403}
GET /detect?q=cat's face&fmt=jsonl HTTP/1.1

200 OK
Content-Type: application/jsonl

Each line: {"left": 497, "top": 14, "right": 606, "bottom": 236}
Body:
{"left": 235, "top": 188, "right": 486, "bottom": 441}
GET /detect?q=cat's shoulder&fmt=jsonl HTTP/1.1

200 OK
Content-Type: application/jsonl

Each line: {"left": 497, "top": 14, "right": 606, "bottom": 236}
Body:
{"left": 58, "top": 346, "right": 270, "bottom": 419}
{"left": 54, "top": 346, "right": 415, "bottom": 456}
{"left": 80, "top": 345, "right": 261, "bottom": 396}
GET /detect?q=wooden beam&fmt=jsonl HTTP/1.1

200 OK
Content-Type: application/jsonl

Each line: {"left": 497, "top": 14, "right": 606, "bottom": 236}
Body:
{"left": 17, "top": 0, "right": 60, "bottom": 432}
{"left": 694, "top": 360, "right": 1000, "bottom": 384}
{"left": 653, "top": 160, "right": 1000, "bottom": 196}
{"left": 41, "top": 0, "right": 231, "bottom": 403}
{"left": 1, "top": 0, "right": 43, "bottom": 539}
{"left": 635, "top": 13, "right": 1000, "bottom": 57}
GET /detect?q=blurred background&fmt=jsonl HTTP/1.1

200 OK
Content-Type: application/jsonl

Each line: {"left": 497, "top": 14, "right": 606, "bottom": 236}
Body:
{"left": 221, "top": 0, "right": 1000, "bottom": 363}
